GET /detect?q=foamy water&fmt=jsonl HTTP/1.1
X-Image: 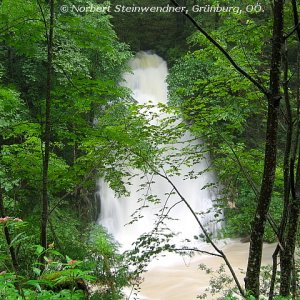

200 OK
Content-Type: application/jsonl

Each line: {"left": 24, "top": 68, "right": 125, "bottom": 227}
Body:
{"left": 97, "top": 52, "right": 221, "bottom": 250}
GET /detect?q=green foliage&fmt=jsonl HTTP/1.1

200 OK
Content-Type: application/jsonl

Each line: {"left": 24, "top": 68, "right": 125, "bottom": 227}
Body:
{"left": 0, "top": 218, "right": 132, "bottom": 299}
{"left": 167, "top": 1, "right": 286, "bottom": 242}
{"left": 223, "top": 297, "right": 297, "bottom": 300}
{"left": 0, "top": 272, "right": 85, "bottom": 299}
{"left": 0, "top": 87, "right": 26, "bottom": 130}
{"left": 197, "top": 264, "right": 234, "bottom": 299}
{"left": 197, "top": 262, "right": 297, "bottom": 300}
{"left": 0, "top": 1, "right": 135, "bottom": 297}
{"left": 85, "top": 226, "right": 130, "bottom": 300}
{"left": 0, "top": 0, "right": 298, "bottom": 298}
{"left": 0, "top": 0, "right": 132, "bottom": 223}
{"left": 80, "top": 101, "right": 192, "bottom": 194}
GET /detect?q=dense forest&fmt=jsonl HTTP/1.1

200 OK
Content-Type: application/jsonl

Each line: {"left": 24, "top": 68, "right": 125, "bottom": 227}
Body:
{"left": 0, "top": 0, "right": 300, "bottom": 299}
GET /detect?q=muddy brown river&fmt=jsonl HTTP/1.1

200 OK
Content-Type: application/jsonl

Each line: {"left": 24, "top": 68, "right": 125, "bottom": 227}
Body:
{"left": 139, "top": 240, "right": 276, "bottom": 300}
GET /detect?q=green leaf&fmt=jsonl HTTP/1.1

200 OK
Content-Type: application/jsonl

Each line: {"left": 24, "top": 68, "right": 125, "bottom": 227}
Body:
{"left": 35, "top": 245, "right": 45, "bottom": 256}
{"left": 32, "top": 267, "right": 41, "bottom": 277}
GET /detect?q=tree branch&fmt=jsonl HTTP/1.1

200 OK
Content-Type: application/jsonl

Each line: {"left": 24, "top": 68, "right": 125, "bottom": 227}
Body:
{"left": 286, "top": 0, "right": 300, "bottom": 41}
{"left": 173, "top": 248, "right": 223, "bottom": 258}
{"left": 170, "top": 0, "right": 269, "bottom": 97}
{"left": 157, "top": 171, "right": 245, "bottom": 297}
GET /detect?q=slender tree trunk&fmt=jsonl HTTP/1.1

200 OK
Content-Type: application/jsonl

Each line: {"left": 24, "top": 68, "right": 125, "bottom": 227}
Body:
{"left": 0, "top": 138, "right": 21, "bottom": 272}
{"left": 279, "top": 47, "right": 300, "bottom": 299}
{"left": 40, "top": 0, "right": 54, "bottom": 251}
{"left": 0, "top": 182, "right": 24, "bottom": 298}
{"left": 244, "top": 95, "right": 280, "bottom": 297}
{"left": 245, "top": 0, "right": 284, "bottom": 297}
{"left": 279, "top": 150, "right": 300, "bottom": 296}
{"left": 0, "top": 186, "right": 19, "bottom": 272}
{"left": 269, "top": 42, "right": 292, "bottom": 300}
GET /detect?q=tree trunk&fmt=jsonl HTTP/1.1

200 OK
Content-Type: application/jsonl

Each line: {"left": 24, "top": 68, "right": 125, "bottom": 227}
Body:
{"left": 0, "top": 186, "right": 19, "bottom": 272}
{"left": 40, "top": 0, "right": 54, "bottom": 252}
{"left": 279, "top": 167, "right": 300, "bottom": 296}
{"left": 245, "top": 0, "right": 284, "bottom": 297}
{"left": 268, "top": 42, "right": 292, "bottom": 300}
{"left": 279, "top": 46, "right": 300, "bottom": 299}
{"left": 0, "top": 138, "right": 21, "bottom": 272}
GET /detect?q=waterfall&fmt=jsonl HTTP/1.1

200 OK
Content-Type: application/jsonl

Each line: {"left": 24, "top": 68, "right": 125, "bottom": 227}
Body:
{"left": 97, "top": 52, "right": 221, "bottom": 249}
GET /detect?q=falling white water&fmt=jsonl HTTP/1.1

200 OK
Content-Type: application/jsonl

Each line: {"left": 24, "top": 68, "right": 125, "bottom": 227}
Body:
{"left": 97, "top": 52, "right": 221, "bottom": 250}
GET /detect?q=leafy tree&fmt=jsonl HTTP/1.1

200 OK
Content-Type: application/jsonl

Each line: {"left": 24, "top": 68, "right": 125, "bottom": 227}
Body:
{"left": 167, "top": 0, "right": 300, "bottom": 298}
{"left": 0, "top": 0, "right": 132, "bottom": 290}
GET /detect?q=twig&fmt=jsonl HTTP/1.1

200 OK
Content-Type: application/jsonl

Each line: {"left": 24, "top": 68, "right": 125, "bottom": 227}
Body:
{"left": 174, "top": 248, "right": 223, "bottom": 258}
